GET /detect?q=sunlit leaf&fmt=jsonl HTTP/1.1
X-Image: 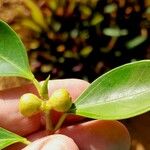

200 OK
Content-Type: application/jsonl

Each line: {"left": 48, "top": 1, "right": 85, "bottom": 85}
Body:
{"left": 0, "top": 20, "right": 34, "bottom": 80}
{"left": 126, "top": 36, "right": 147, "bottom": 49}
{"left": 80, "top": 46, "right": 93, "bottom": 57}
{"left": 64, "top": 51, "right": 74, "bottom": 58}
{"left": 104, "top": 3, "right": 117, "bottom": 13}
{"left": 145, "top": 7, "right": 150, "bottom": 14}
{"left": 71, "top": 29, "right": 79, "bottom": 38}
{"left": 80, "top": 5, "right": 92, "bottom": 18}
{"left": 103, "top": 27, "right": 128, "bottom": 37}
{"left": 90, "top": 13, "right": 104, "bottom": 26}
{"left": 21, "top": 19, "right": 42, "bottom": 32}
{"left": 0, "top": 127, "right": 30, "bottom": 149}
{"left": 52, "top": 21, "right": 61, "bottom": 32}
{"left": 48, "top": 0, "right": 58, "bottom": 11}
{"left": 23, "top": 0, "right": 47, "bottom": 30}
{"left": 71, "top": 60, "right": 150, "bottom": 120}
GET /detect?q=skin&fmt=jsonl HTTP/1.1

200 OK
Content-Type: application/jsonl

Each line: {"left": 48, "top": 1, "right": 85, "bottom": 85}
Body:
{"left": 0, "top": 79, "right": 131, "bottom": 150}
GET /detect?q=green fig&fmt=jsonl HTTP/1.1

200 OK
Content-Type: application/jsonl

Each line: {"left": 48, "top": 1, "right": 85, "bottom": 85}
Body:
{"left": 47, "top": 89, "right": 72, "bottom": 112}
{"left": 19, "top": 93, "right": 42, "bottom": 117}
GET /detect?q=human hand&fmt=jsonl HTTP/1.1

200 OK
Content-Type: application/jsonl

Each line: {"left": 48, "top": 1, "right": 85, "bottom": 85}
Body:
{"left": 0, "top": 79, "right": 130, "bottom": 150}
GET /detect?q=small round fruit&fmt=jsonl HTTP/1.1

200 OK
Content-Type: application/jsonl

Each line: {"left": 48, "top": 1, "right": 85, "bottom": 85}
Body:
{"left": 47, "top": 88, "right": 72, "bottom": 112}
{"left": 19, "top": 93, "right": 42, "bottom": 117}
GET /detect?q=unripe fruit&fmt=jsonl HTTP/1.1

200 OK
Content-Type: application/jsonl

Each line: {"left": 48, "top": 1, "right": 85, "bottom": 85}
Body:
{"left": 19, "top": 93, "right": 42, "bottom": 117}
{"left": 47, "top": 88, "right": 72, "bottom": 112}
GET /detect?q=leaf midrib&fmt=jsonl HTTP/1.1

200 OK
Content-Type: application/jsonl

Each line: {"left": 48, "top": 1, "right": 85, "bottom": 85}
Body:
{"left": 0, "top": 54, "right": 32, "bottom": 79}
{"left": 75, "top": 61, "right": 150, "bottom": 106}
{"left": 0, "top": 139, "right": 23, "bottom": 142}
{"left": 76, "top": 105, "right": 150, "bottom": 120}
{"left": 75, "top": 89, "right": 150, "bottom": 109}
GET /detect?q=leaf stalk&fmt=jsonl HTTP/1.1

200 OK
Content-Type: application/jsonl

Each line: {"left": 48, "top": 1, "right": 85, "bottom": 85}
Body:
{"left": 54, "top": 113, "right": 68, "bottom": 131}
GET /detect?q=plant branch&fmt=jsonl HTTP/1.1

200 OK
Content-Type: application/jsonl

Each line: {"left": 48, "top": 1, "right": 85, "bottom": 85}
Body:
{"left": 32, "top": 77, "right": 53, "bottom": 131}
{"left": 54, "top": 113, "right": 68, "bottom": 131}
{"left": 32, "top": 78, "right": 42, "bottom": 98}
{"left": 22, "top": 139, "right": 31, "bottom": 145}
{"left": 45, "top": 110, "right": 53, "bottom": 131}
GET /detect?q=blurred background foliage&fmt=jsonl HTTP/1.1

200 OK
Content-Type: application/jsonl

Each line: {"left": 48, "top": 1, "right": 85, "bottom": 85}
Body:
{"left": 0, "top": 0, "right": 150, "bottom": 82}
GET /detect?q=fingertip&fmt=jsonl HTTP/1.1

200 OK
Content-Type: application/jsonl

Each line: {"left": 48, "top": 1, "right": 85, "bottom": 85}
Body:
{"left": 48, "top": 79, "right": 90, "bottom": 101}
{"left": 56, "top": 120, "right": 131, "bottom": 150}
{"left": 0, "top": 79, "right": 89, "bottom": 136}
{"left": 23, "top": 134, "right": 79, "bottom": 150}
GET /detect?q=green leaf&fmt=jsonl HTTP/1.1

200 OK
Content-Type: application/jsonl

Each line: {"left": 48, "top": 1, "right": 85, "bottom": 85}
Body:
{"left": 0, "top": 20, "right": 34, "bottom": 80}
{"left": 48, "top": 0, "right": 58, "bottom": 11}
{"left": 90, "top": 13, "right": 104, "bottom": 26}
{"left": 126, "top": 36, "right": 147, "bottom": 49}
{"left": 79, "top": 5, "right": 92, "bottom": 17}
{"left": 80, "top": 46, "right": 93, "bottom": 57}
{"left": 103, "top": 27, "right": 128, "bottom": 37}
{"left": 71, "top": 60, "right": 150, "bottom": 120}
{"left": 21, "top": 19, "right": 42, "bottom": 32}
{"left": 0, "top": 127, "right": 30, "bottom": 149}
{"left": 41, "top": 75, "right": 50, "bottom": 100}
{"left": 104, "top": 3, "right": 117, "bottom": 13}
{"left": 23, "top": 0, "right": 47, "bottom": 30}
{"left": 145, "top": 7, "right": 150, "bottom": 14}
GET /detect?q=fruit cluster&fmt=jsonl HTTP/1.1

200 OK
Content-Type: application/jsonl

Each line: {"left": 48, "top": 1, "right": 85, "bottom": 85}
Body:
{"left": 19, "top": 88, "right": 72, "bottom": 117}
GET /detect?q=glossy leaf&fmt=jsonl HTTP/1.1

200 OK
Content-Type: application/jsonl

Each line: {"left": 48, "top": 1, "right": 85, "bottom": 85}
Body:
{"left": 0, "top": 127, "right": 30, "bottom": 149}
{"left": 71, "top": 60, "right": 150, "bottom": 120}
{"left": 0, "top": 20, "right": 34, "bottom": 80}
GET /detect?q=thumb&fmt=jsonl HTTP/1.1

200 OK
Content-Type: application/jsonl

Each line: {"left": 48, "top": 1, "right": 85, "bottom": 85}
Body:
{"left": 23, "top": 134, "right": 79, "bottom": 150}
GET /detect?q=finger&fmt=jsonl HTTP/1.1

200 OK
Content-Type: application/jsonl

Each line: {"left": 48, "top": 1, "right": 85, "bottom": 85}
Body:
{"left": 5, "top": 130, "right": 51, "bottom": 150}
{"left": 47, "top": 79, "right": 89, "bottom": 101}
{"left": 45, "top": 79, "right": 89, "bottom": 126}
{"left": 0, "top": 79, "right": 89, "bottom": 135}
{"left": 23, "top": 134, "right": 79, "bottom": 150}
{"left": 0, "top": 85, "right": 41, "bottom": 136}
{"left": 5, "top": 120, "right": 130, "bottom": 150}
{"left": 56, "top": 120, "right": 131, "bottom": 150}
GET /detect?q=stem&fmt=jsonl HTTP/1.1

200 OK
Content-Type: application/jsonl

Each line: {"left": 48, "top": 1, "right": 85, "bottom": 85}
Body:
{"left": 54, "top": 113, "right": 68, "bottom": 131}
{"left": 22, "top": 139, "right": 31, "bottom": 145}
{"left": 32, "top": 78, "right": 53, "bottom": 131}
{"left": 45, "top": 110, "right": 53, "bottom": 131}
{"left": 32, "top": 78, "right": 42, "bottom": 98}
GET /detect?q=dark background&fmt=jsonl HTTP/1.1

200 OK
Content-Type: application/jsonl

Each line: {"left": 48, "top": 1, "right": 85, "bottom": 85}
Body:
{"left": 1, "top": 0, "right": 150, "bottom": 82}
